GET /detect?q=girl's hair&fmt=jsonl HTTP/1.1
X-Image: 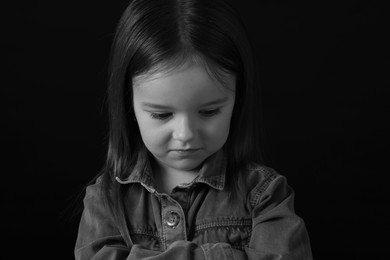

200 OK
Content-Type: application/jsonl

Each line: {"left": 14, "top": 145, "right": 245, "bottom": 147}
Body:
{"left": 99, "top": 0, "right": 264, "bottom": 246}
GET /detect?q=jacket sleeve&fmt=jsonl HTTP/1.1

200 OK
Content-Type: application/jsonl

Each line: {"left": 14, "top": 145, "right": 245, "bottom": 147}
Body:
{"left": 197, "top": 171, "right": 313, "bottom": 260}
{"left": 244, "top": 171, "right": 313, "bottom": 260}
{"left": 74, "top": 181, "right": 211, "bottom": 260}
{"left": 75, "top": 173, "right": 312, "bottom": 260}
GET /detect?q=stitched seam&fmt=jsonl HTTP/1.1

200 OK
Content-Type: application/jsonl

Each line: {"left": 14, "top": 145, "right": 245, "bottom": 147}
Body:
{"left": 161, "top": 205, "right": 167, "bottom": 251}
{"left": 192, "top": 225, "right": 252, "bottom": 239}
{"left": 250, "top": 169, "right": 277, "bottom": 208}
{"left": 194, "top": 219, "right": 252, "bottom": 233}
{"left": 231, "top": 244, "right": 246, "bottom": 251}
{"left": 129, "top": 228, "right": 160, "bottom": 239}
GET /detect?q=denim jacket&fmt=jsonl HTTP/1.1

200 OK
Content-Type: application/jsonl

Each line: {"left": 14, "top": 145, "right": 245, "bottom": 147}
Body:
{"left": 75, "top": 150, "right": 312, "bottom": 259}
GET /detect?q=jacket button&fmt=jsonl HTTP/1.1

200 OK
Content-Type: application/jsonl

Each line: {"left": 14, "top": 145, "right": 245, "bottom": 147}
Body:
{"left": 166, "top": 211, "right": 180, "bottom": 228}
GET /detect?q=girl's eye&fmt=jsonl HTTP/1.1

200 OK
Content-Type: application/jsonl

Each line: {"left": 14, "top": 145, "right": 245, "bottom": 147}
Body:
{"left": 150, "top": 112, "right": 172, "bottom": 120}
{"left": 200, "top": 109, "right": 220, "bottom": 117}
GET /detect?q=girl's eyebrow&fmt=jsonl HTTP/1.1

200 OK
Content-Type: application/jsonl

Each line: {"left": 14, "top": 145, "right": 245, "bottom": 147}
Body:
{"left": 200, "top": 96, "right": 229, "bottom": 107}
{"left": 141, "top": 97, "right": 229, "bottom": 109}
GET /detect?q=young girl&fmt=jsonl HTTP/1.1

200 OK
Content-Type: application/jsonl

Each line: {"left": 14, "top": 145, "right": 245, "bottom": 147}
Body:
{"left": 75, "top": 0, "right": 313, "bottom": 259}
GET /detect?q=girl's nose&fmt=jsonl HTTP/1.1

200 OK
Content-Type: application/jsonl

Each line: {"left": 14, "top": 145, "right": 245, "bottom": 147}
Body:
{"left": 172, "top": 116, "right": 196, "bottom": 142}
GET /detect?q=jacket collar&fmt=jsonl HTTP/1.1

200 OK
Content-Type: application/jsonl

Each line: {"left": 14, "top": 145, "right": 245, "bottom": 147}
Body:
{"left": 115, "top": 149, "right": 226, "bottom": 192}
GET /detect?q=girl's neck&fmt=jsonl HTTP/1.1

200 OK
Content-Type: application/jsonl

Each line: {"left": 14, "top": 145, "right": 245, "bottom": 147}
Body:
{"left": 151, "top": 160, "right": 199, "bottom": 194}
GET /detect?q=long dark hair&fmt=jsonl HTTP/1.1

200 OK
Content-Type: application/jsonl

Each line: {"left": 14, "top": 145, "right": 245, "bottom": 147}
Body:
{"left": 99, "top": 0, "right": 263, "bottom": 246}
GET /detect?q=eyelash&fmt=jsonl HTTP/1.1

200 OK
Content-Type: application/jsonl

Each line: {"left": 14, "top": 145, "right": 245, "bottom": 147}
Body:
{"left": 150, "top": 112, "right": 172, "bottom": 120}
{"left": 149, "top": 109, "right": 221, "bottom": 120}
{"left": 200, "top": 109, "right": 220, "bottom": 117}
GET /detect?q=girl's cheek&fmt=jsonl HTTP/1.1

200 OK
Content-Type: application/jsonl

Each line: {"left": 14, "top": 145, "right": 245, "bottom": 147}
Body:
{"left": 146, "top": 123, "right": 170, "bottom": 140}
{"left": 203, "top": 118, "right": 229, "bottom": 139}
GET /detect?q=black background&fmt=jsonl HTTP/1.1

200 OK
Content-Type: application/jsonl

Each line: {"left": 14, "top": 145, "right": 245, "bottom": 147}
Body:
{"left": 2, "top": 0, "right": 389, "bottom": 259}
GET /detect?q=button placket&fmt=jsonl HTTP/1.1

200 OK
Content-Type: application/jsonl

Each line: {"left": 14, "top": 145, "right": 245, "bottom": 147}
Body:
{"left": 160, "top": 196, "right": 187, "bottom": 250}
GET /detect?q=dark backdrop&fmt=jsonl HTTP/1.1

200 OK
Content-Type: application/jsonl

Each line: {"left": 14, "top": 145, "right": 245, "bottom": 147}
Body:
{"left": 2, "top": 0, "right": 388, "bottom": 259}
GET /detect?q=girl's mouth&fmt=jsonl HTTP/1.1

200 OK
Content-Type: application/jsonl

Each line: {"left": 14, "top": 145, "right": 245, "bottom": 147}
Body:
{"left": 170, "top": 148, "right": 201, "bottom": 156}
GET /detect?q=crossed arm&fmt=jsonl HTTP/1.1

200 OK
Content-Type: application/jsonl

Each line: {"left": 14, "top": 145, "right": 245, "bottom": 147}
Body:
{"left": 75, "top": 177, "right": 312, "bottom": 260}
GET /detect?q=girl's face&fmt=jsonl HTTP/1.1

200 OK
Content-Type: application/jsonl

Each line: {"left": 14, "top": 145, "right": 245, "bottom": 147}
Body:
{"left": 132, "top": 63, "right": 236, "bottom": 173}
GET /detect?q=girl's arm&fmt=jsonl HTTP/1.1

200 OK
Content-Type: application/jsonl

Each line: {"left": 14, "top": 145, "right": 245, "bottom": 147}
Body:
{"left": 244, "top": 172, "right": 313, "bottom": 260}
{"left": 75, "top": 172, "right": 312, "bottom": 260}
{"left": 74, "top": 182, "right": 207, "bottom": 260}
{"left": 189, "top": 171, "right": 313, "bottom": 260}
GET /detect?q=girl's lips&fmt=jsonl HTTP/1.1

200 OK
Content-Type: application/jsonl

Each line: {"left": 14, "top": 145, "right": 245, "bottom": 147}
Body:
{"left": 172, "top": 148, "right": 201, "bottom": 152}
{"left": 170, "top": 148, "right": 202, "bottom": 157}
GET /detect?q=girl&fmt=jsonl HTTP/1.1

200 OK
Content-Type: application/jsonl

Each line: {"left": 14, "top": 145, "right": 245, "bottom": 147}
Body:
{"left": 75, "top": 0, "right": 313, "bottom": 259}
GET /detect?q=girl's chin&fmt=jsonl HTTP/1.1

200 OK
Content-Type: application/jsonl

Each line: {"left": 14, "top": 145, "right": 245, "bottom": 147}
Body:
{"left": 167, "top": 159, "right": 203, "bottom": 172}
{"left": 153, "top": 157, "right": 205, "bottom": 173}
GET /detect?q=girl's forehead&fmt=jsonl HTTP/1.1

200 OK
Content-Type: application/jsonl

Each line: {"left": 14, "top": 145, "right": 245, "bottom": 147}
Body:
{"left": 132, "top": 63, "right": 236, "bottom": 108}
{"left": 132, "top": 61, "right": 236, "bottom": 91}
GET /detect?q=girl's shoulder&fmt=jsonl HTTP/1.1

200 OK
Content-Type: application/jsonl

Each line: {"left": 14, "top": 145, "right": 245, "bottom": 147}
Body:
{"left": 83, "top": 174, "right": 112, "bottom": 202}
{"left": 82, "top": 176, "right": 103, "bottom": 201}
{"left": 240, "top": 163, "right": 291, "bottom": 208}
{"left": 243, "top": 162, "right": 282, "bottom": 187}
